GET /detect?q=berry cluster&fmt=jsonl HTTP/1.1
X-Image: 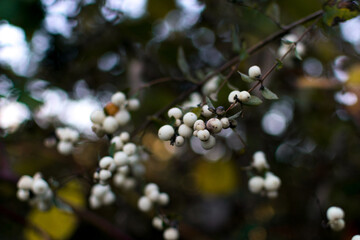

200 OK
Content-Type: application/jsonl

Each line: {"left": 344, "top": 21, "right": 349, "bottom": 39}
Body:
{"left": 89, "top": 184, "right": 116, "bottom": 209}
{"left": 17, "top": 173, "right": 53, "bottom": 211}
{"left": 55, "top": 127, "right": 79, "bottom": 155}
{"left": 137, "top": 183, "right": 169, "bottom": 212}
{"left": 248, "top": 151, "right": 281, "bottom": 198}
{"left": 152, "top": 216, "right": 179, "bottom": 240}
{"left": 90, "top": 91, "right": 140, "bottom": 136}
{"left": 326, "top": 206, "right": 345, "bottom": 231}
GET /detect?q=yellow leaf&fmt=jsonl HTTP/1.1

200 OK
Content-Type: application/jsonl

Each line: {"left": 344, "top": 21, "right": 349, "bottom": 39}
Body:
{"left": 192, "top": 159, "right": 238, "bottom": 195}
{"left": 25, "top": 180, "right": 85, "bottom": 240}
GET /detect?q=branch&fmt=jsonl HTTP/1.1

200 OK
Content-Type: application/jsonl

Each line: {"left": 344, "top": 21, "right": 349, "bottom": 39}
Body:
{"left": 132, "top": 9, "right": 324, "bottom": 138}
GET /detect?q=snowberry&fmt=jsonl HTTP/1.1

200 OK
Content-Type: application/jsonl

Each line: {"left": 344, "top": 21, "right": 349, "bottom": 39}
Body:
{"left": 327, "top": 207, "right": 345, "bottom": 221}
{"left": 252, "top": 151, "right": 269, "bottom": 171}
{"left": 90, "top": 110, "right": 106, "bottom": 124}
{"left": 145, "top": 183, "right": 159, "bottom": 196}
{"left": 111, "top": 136, "right": 124, "bottom": 150}
{"left": 32, "top": 179, "right": 49, "bottom": 195}
{"left": 248, "top": 176, "right": 265, "bottom": 193}
{"left": 99, "top": 156, "right": 114, "bottom": 169}
{"left": 206, "top": 118, "right": 222, "bottom": 134}
{"left": 103, "top": 191, "right": 116, "bottom": 205}
{"left": 352, "top": 235, "right": 360, "bottom": 240}
{"left": 17, "top": 175, "right": 33, "bottom": 189}
{"left": 114, "top": 151, "right": 128, "bottom": 166}
{"left": 163, "top": 227, "right": 179, "bottom": 240}
{"left": 228, "top": 90, "right": 242, "bottom": 103}
{"left": 238, "top": 91, "right": 251, "bottom": 102}
{"left": 174, "top": 119, "right": 181, "bottom": 127}
{"left": 202, "top": 76, "right": 219, "bottom": 96}
{"left": 175, "top": 136, "right": 185, "bottom": 147}
{"left": 178, "top": 124, "right": 193, "bottom": 138}
{"left": 152, "top": 217, "right": 163, "bottom": 230}
{"left": 193, "top": 120, "right": 205, "bottom": 131}
{"left": 118, "top": 165, "right": 129, "bottom": 174}
{"left": 111, "top": 92, "right": 126, "bottom": 106}
{"left": 17, "top": 189, "right": 30, "bottom": 201}
{"left": 123, "top": 143, "right": 136, "bottom": 156}
{"left": 92, "top": 184, "right": 109, "bottom": 198}
{"left": 99, "top": 169, "right": 112, "bottom": 181}
{"left": 57, "top": 141, "right": 73, "bottom": 155}
{"left": 127, "top": 99, "right": 140, "bottom": 111}
{"left": 115, "top": 110, "right": 131, "bottom": 126}
{"left": 329, "top": 219, "right": 345, "bottom": 231}
{"left": 103, "top": 116, "right": 119, "bottom": 134}
{"left": 128, "top": 154, "right": 140, "bottom": 164}
{"left": 220, "top": 118, "right": 230, "bottom": 129}
{"left": 113, "top": 173, "right": 126, "bottom": 187}
{"left": 201, "top": 105, "right": 213, "bottom": 118}
{"left": 183, "top": 112, "right": 197, "bottom": 127}
{"left": 89, "top": 195, "right": 101, "bottom": 209}
{"left": 148, "top": 190, "right": 160, "bottom": 202}
{"left": 158, "top": 125, "right": 175, "bottom": 141}
{"left": 264, "top": 173, "right": 281, "bottom": 191}
{"left": 267, "top": 190, "right": 278, "bottom": 199}
{"left": 168, "top": 107, "right": 183, "bottom": 119}
{"left": 138, "top": 196, "right": 153, "bottom": 212}
{"left": 248, "top": 65, "right": 261, "bottom": 78}
{"left": 201, "top": 135, "right": 216, "bottom": 150}
{"left": 158, "top": 193, "right": 170, "bottom": 205}
{"left": 120, "top": 132, "right": 130, "bottom": 142}
{"left": 197, "top": 129, "right": 210, "bottom": 141}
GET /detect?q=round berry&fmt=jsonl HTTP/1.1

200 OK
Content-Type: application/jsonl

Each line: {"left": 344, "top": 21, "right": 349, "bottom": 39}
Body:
{"left": 201, "top": 105, "right": 213, "bottom": 118}
{"left": 113, "top": 173, "right": 126, "bottom": 187}
{"left": 152, "top": 217, "right": 163, "bottom": 230}
{"left": 89, "top": 195, "right": 101, "bottom": 209}
{"left": 57, "top": 141, "right": 73, "bottom": 155}
{"left": 111, "top": 92, "right": 126, "bottom": 106}
{"left": 158, "top": 193, "right": 169, "bottom": 205}
{"left": 201, "top": 135, "right": 216, "bottom": 150}
{"left": 238, "top": 91, "right": 251, "bottom": 102}
{"left": 17, "top": 189, "right": 30, "bottom": 201}
{"left": 228, "top": 90, "right": 242, "bottom": 103}
{"left": 168, "top": 107, "right": 183, "bottom": 119}
{"left": 175, "top": 136, "right": 185, "bottom": 147}
{"left": 248, "top": 65, "right": 261, "bottom": 78}
{"left": 327, "top": 207, "right": 345, "bottom": 221}
{"left": 138, "top": 196, "right": 153, "bottom": 212}
{"left": 163, "top": 227, "right": 179, "bottom": 240}
{"left": 329, "top": 219, "right": 345, "bottom": 231}
{"left": 264, "top": 173, "right": 281, "bottom": 191}
{"left": 206, "top": 118, "right": 222, "bottom": 134}
{"left": 193, "top": 119, "right": 205, "bottom": 131}
{"left": 183, "top": 112, "right": 197, "bottom": 127}
{"left": 197, "top": 129, "right": 210, "bottom": 141}
{"left": 252, "top": 151, "right": 269, "bottom": 171}
{"left": 32, "top": 178, "right": 49, "bottom": 195}
{"left": 145, "top": 183, "right": 159, "bottom": 196}
{"left": 220, "top": 118, "right": 230, "bottom": 129}
{"left": 120, "top": 132, "right": 130, "bottom": 142}
{"left": 352, "top": 235, "right": 360, "bottom": 240}
{"left": 178, "top": 124, "right": 193, "bottom": 138}
{"left": 99, "top": 156, "right": 114, "bottom": 169}
{"left": 114, "top": 151, "right": 128, "bottom": 166}
{"left": 123, "top": 143, "right": 136, "bottom": 156}
{"left": 110, "top": 136, "right": 124, "bottom": 150}
{"left": 248, "top": 176, "right": 265, "bottom": 193}
{"left": 99, "top": 169, "right": 112, "bottom": 181}
{"left": 114, "top": 110, "right": 131, "bottom": 126}
{"left": 92, "top": 184, "right": 109, "bottom": 198}
{"left": 103, "top": 191, "right": 116, "bottom": 205}
{"left": 103, "top": 116, "right": 119, "bottom": 134}
{"left": 17, "top": 175, "right": 33, "bottom": 190}
{"left": 127, "top": 99, "right": 140, "bottom": 111}
{"left": 158, "top": 125, "right": 175, "bottom": 141}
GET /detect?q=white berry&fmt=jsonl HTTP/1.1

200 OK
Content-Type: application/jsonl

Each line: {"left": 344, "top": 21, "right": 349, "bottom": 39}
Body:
{"left": 32, "top": 179, "right": 49, "bottom": 195}
{"left": 138, "top": 196, "right": 153, "bottom": 212}
{"left": 248, "top": 65, "right": 261, "bottom": 78}
{"left": 152, "top": 217, "right": 163, "bottom": 230}
{"left": 183, "top": 112, "right": 197, "bottom": 127}
{"left": 197, "top": 129, "right": 210, "bottom": 141}
{"left": 114, "top": 110, "right": 131, "bottom": 126}
{"left": 127, "top": 99, "right": 140, "bottom": 111}
{"left": 178, "top": 124, "right": 193, "bottom": 138}
{"left": 158, "top": 193, "right": 169, "bottom": 205}
{"left": 111, "top": 92, "right": 126, "bottom": 106}
{"left": 17, "top": 175, "right": 33, "bottom": 189}
{"left": 99, "top": 156, "right": 114, "bottom": 169}
{"left": 228, "top": 90, "right": 242, "bottom": 103}
{"left": 206, "top": 118, "right": 222, "bottom": 134}
{"left": 123, "top": 143, "right": 136, "bottom": 156}
{"left": 145, "top": 183, "right": 159, "bottom": 196}
{"left": 99, "top": 169, "right": 112, "bottom": 181}
{"left": 90, "top": 110, "right": 106, "bottom": 124}
{"left": 352, "top": 235, "right": 360, "bottom": 240}
{"left": 329, "top": 219, "right": 345, "bottom": 231}
{"left": 220, "top": 118, "right": 230, "bottom": 129}
{"left": 120, "top": 132, "right": 130, "bottom": 142}
{"left": 103, "top": 116, "right": 119, "bottom": 134}
{"left": 57, "top": 141, "right": 73, "bottom": 155}
{"left": 168, "top": 107, "right": 183, "bottom": 119}
{"left": 89, "top": 195, "right": 101, "bottom": 209}
{"left": 158, "top": 125, "right": 175, "bottom": 141}
{"left": 193, "top": 120, "right": 205, "bottom": 131}
{"left": 103, "top": 191, "right": 116, "bottom": 205}
{"left": 111, "top": 136, "right": 124, "bottom": 150}
{"left": 252, "top": 151, "right": 269, "bottom": 171}
{"left": 248, "top": 176, "right": 264, "bottom": 193}
{"left": 175, "top": 136, "right": 185, "bottom": 147}
{"left": 201, "top": 105, "right": 213, "bottom": 117}
{"left": 327, "top": 206, "right": 345, "bottom": 221}
{"left": 238, "top": 91, "right": 251, "bottom": 102}
{"left": 114, "top": 151, "right": 128, "bottom": 166}
{"left": 17, "top": 189, "right": 30, "bottom": 201}
{"left": 201, "top": 135, "right": 216, "bottom": 150}
{"left": 163, "top": 227, "right": 179, "bottom": 240}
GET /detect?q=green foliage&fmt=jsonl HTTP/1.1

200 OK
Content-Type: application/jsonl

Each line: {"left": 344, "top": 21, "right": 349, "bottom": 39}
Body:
{"left": 243, "top": 95, "right": 263, "bottom": 106}
{"left": 260, "top": 87, "right": 279, "bottom": 100}
{"left": 323, "top": 0, "right": 360, "bottom": 26}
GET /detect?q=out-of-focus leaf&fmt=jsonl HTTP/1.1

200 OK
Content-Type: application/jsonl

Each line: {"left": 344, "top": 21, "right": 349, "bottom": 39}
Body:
{"left": 261, "top": 87, "right": 279, "bottom": 100}
{"left": 231, "top": 25, "right": 241, "bottom": 52}
{"left": 238, "top": 71, "right": 255, "bottom": 83}
{"left": 206, "top": 97, "right": 215, "bottom": 109}
{"left": 266, "top": 2, "right": 281, "bottom": 23}
{"left": 228, "top": 110, "right": 243, "bottom": 120}
{"left": 294, "top": 48, "right": 302, "bottom": 60}
{"left": 193, "top": 159, "right": 238, "bottom": 195}
{"left": 109, "top": 142, "right": 116, "bottom": 157}
{"left": 177, "top": 47, "right": 196, "bottom": 82}
{"left": 243, "top": 95, "right": 263, "bottom": 106}
{"left": 25, "top": 180, "right": 85, "bottom": 240}
{"left": 191, "top": 107, "right": 202, "bottom": 118}
{"left": 281, "top": 38, "right": 294, "bottom": 44}
{"left": 323, "top": 0, "right": 360, "bottom": 26}
{"left": 17, "top": 92, "right": 43, "bottom": 111}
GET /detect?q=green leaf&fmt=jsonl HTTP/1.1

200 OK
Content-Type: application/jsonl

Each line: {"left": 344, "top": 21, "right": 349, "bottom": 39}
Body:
{"left": 238, "top": 71, "right": 255, "bottom": 83}
{"left": 242, "top": 95, "right": 263, "bottom": 106}
{"left": 17, "top": 92, "right": 43, "bottom": 111}
{"left": 281, "top": 38, "right": 294, "bottom": 45}
{"left": 206, "top": 97, "right": 215, "bottom": 109}
{"left": 190, "top": 107, "right": 202, "bottom": 118}
{"left": 228, "top": 110, "right": 243, "bottom": 120}
{"left": 227, "top": 82, "right": 238, "bottom": 91}
{"left": 260, "top": 87, "right": 279, "bottom": 100}
{"left": 323, "top": 0, "right": 360, "bottom": 26}
{"left": 109, "top": 143, "right": 116, "bottom": 157}
{"left": 169, "top": 116, "right": 176, "bottom": 126}
{"left": 177, "top": 47, "right": 196, "bottom": 82}
{"left": 231, "top": 25, "right": 241, "bottom": 52}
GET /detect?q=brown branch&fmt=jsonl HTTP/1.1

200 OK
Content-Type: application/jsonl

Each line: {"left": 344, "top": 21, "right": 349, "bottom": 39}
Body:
{"left": 132, "top": 10, "right": 323, "bottom": 138}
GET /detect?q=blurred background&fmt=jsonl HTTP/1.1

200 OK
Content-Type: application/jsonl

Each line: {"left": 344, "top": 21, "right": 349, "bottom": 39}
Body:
{"left": 0, "top": 0, "right": 360, "bottom": 239}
